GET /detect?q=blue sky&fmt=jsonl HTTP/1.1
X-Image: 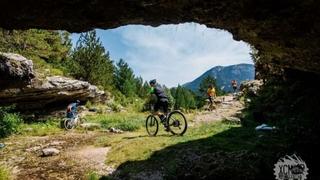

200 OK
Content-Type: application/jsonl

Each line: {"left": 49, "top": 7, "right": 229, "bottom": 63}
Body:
{"left": 71, "top": 23, "right": 252, "bottom": 87}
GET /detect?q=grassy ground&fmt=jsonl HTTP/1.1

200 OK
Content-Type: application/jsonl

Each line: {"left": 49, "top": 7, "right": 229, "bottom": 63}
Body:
{"left": 91, "top": 116, "right": 286, "bottom": 180}
{"left": 97, "top": 121, "right": 240, "bottom": 169}
{"left": 84, "top": 112, "right": 146, "bottom": 132}
{"left": 1, "top": 110, "right": 288, "bottom": 180}
{"left": 18, "top": 121, "right": 62, "bottom": 136}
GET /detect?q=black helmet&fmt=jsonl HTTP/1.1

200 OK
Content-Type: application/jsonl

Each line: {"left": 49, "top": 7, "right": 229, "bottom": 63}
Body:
{"left": 149, "top": 79, "right": 156, "bottom": 85}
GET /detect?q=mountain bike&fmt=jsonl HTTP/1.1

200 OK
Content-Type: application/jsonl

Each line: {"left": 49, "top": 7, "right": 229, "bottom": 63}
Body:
{"left": 146, "top": 110, "right": 187, "bottom": 136}
{"left": 63, "top": 115, "right": 81, "bottom": 130}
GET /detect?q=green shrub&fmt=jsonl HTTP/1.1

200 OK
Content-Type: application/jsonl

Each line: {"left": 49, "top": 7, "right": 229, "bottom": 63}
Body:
{"left": 0, "top": 106, "right": 22, "bottom": 138}
{"left": 85, "top": 101, "right": 93, "bottom": 109}
{"left": 107, "top": 102, "right": 122, "bottom": 112}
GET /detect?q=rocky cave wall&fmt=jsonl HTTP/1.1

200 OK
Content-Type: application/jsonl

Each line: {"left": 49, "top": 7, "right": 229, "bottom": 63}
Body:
{"left": 1, "top": 0, "right": 320, "bottom": 76}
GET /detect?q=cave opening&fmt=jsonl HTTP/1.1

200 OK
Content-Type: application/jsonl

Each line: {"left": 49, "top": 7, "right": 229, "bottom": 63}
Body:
{"left": 71, "top": 22, "right": 255, "bottom": 88}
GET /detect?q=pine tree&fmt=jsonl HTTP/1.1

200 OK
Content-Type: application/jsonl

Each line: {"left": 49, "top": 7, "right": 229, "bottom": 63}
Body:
{"left": 0, "top": 29, "right": 72, "bottom": 64}
{"left": 134, "top": 76, "right": 145, "bottom": 98}
{"left": 173, "top": 85, "right": 197, "bottom": 110}
{"left": 175, "top": 86, "right": 186, "bottom": 109}
{"left": 141, "top": 81, "right": 150, "bottom": 98}
{"left": 114, "top": 59, "right": 137, "bottom": 97}
{"left": 68, "top": 30, "right": 114, "bottom": 89}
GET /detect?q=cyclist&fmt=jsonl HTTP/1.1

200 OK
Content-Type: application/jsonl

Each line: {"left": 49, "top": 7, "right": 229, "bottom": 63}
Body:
{"left": 207, "top": 84, "right": 216, "bottom": 110}
{"left": 66, "top": 100, "right": 80, "bottom": 121}
{"left": 231, "top": 80, "right": 238, "bottom": 93}
{"left": 149, "top": 79, "right": 169, "bottom": 131}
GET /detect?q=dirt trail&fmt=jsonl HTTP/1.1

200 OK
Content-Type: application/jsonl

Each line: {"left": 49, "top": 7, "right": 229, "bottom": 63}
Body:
{"left": 68, "top": 146, "right": 113, "bottom": 175}
{"left": 0, "top": 94, "right": 244, "bottom": 179}
{"left": 0, "top": 131, "right": 111, "bottom": 179}
{"left": 193, "top": 94, "right": 244, "bottom": 125}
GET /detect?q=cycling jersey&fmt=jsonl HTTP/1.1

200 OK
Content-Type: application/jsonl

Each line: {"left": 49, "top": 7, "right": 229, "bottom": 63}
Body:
{"left": 66, "top": 102, "right": 78, "bottom": 118}
{"left": 150, "top": 85, "right": 168, "bottom": 100}
{"left": 207, "top": 88, "right": 216, "bottom": 97}
{"left": 150, "top": 85, "right": 169, "bottom": 113}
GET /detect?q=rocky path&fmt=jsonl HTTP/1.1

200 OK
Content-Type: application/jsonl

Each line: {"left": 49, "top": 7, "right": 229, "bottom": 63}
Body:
{"left": 0, "top": 131, "right": 112, "bottom": 179}
{"left": 193, "top": 94, "right": 244, "bottom": 125}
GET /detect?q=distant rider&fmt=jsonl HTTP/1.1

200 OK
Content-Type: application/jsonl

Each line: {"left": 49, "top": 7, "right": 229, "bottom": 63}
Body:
{"left": 66, "top": 100, "right": 80, "bottom": 120}
{"left": 207, "top": 84, "right": 216, "bottom": 110}
{"left": 231, "top": 80, "right": 238, "bottom": 93}
{"left": 149, "top": 79, "right": 169, "bottom": 131}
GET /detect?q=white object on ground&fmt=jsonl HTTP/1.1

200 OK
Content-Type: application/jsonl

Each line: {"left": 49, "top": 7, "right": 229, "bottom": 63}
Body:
{"left": 255, "top": 123, "right": 276, "bottom": 131}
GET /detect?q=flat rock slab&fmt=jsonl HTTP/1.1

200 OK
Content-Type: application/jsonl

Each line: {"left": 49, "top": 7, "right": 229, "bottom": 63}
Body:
{"left": 69, "top": 146, "right": 112, "bottom": 175}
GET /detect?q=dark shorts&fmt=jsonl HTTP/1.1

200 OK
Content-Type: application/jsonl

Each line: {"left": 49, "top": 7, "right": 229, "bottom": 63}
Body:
{"left": 208, "top": 96, "right": 214, "bottom": 104}
{"left": 154, "top": 98, "right": 169, "bottom": 113}
{"left": 66, "top": 111, "right": 76, "bottom": 118}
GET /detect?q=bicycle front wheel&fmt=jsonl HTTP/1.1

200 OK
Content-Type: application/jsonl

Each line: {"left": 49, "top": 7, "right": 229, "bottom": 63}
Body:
{"left": 146, "top": 115, "right": 159, "bottom": 136}
{"left": 167, "top": 111, "right": 188, "bottom": 135}
{"left": 64, "top": 119, "right": 74, "bottom": 130}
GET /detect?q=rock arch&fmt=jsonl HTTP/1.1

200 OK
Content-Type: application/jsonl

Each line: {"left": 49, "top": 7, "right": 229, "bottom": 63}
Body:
{"left": 0, "top": 0, "right": 319, "bottom": 74}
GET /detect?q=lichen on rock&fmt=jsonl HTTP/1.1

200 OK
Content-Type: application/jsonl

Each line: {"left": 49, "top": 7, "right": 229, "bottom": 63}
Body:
{"left": 0, "top": 52, "right": 35, "bottom": 89}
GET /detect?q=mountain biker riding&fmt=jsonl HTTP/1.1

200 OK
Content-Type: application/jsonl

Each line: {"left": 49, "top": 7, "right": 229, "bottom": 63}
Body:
{"left": 231, "top": 80, "right": 238, "bottom": 93}
{"left": 149, "top": 79, "right": 169, "bottom": 131}
{"left": 66, "top": 100, "right": 80, "bottom": 121}
{"left": 207, "top": 84, "right": 216, "bottom": 110}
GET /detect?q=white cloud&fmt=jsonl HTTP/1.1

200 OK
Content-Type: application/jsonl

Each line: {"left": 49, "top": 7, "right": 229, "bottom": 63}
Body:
{"left": 96, "top": 23, "right": 252, "bottom": 87}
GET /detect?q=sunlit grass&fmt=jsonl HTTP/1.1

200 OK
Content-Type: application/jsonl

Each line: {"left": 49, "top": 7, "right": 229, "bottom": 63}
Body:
{"left": 85, "top": 171, "right": 100, "bottom": 180}
{"left": 98, "top": 118, "right": 287, "bottom": 179}
{"left": 99, "top": 121, "right": 237, "bottom": 168}
{"left": 85, "top": 112, "right": 146, "bottom": 131}
{"left": 18, "top": 121, "right": 62, "bottom": 136}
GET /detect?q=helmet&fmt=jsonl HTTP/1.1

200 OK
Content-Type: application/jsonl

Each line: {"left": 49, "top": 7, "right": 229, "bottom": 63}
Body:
{"left": 149, "top": 79, "right": 156, "bottom": 85}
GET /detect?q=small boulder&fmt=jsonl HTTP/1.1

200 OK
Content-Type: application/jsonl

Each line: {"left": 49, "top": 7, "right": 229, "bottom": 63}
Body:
{"left": 109, "top": 127, "right": 124, "bottom": 134}
{"left": 41, "top": 147, "right": 60, "bottom": 156}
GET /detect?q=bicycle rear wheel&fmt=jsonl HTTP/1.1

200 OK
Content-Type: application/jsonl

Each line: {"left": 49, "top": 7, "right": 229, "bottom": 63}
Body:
{"left": 167, "top": 111, "right": 187, "bottom": 135}
{"left": 146, "top": 115, "right": 159, "bottom": 136}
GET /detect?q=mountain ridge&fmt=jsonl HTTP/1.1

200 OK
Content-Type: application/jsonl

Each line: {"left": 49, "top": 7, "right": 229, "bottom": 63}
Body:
{"left": 183, "top": 63, "right": 255, "bottom": 92}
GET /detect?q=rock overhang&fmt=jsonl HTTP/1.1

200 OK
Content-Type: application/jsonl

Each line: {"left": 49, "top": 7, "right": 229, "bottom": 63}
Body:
{"left": 0, "top": 0, "right": 319, "bottom": 74}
